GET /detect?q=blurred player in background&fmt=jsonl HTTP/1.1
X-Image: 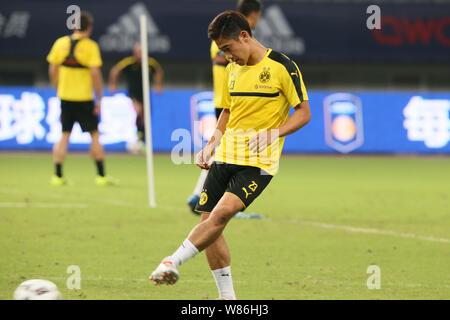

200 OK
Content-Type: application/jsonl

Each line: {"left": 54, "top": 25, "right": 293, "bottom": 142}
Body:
{"left": 47, "top": 11, "right": 115, "bottom": 186}
{"left": 151, "top": 10, "right": 311, "bottom": 299}
{"left": 187, "top": 0, "right": 262, "bottom": 214}
{"left": 108, "top": 43, "right": 164, "bottom": 152}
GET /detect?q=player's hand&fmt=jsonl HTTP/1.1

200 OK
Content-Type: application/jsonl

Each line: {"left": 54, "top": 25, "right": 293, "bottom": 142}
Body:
{"left": 196, "top": 145, "right": 214, "bottom": 170}
{"left": 93, "top": 101, "right": 101, "bottom": 116}
{"left": 249, "top": 130, "right": 278, "bottom": 153}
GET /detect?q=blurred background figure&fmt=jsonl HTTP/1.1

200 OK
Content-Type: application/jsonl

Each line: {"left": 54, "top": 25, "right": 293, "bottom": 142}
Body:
{"left": 187, "top": 0, "right": 262, "bottom": 215}
{"left": 47, "top": 11, "right": 115, "bottom": 186}
{"left": 108, "top": 43, "right": 164, "bottom": 153}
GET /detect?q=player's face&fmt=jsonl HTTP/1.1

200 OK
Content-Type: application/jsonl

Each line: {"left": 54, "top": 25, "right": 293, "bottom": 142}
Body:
{"left": 134, "top": 44, "right": 142, "bottom": 60}
{"left": 216, "top": 32, "right": 251, "bottom": 66}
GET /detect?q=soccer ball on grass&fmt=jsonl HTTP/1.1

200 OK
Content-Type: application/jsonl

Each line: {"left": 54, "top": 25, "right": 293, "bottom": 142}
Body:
{"left": 13, "top": 279, "right": 62, "bottom": 300}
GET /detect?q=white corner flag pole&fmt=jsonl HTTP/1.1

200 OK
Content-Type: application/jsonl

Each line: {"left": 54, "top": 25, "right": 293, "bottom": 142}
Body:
{"left": 140, "top": 15, "right": 157, "bottom": 208}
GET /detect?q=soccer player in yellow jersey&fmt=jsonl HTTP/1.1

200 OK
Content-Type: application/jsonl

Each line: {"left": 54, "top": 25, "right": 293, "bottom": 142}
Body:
{"left": 47, "top": 11, "right": 114, "bottom": 186}
{"left": 150, "top": 11, "right": 311, "bottom": 299}
{"left": 187, "top": 0, "right": 262, "bottom": 214}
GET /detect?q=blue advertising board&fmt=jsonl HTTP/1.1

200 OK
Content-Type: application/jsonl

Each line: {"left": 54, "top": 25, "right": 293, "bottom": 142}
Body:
{"left": 1, "top": 86, "right": 449, "bottom": 154}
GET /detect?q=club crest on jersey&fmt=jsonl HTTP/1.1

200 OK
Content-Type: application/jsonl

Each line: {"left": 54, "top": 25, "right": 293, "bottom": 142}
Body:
{"left": 259, "top": 67, "right": 271, "bottom": 83}
{"left": 323, "top": 93, "right": 364, "bottom": 154}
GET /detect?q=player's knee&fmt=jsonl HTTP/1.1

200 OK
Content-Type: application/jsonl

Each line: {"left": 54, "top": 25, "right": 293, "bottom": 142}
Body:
{"left": 58, "top": 133, "right": 70, "bottom": 144}
{"left": 209, "top": 215, "right": 228, "bottom": 228}
{"left": 210, "top": 205, "right": 237, "bottom": 226}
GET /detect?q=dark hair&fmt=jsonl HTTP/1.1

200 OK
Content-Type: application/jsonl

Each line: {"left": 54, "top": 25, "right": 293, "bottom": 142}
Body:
{"left": 208, "top": 10, "right": 252, "bottom": 41}
{"left": 78, "top": 11, "right": 93, "bottom": 32}
{"left": 237, "top": 0, "right": 262, "bottom": 17}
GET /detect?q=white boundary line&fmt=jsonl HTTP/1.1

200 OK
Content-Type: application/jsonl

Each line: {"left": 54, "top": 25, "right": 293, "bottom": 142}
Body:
{"left": 290, "top": 220, "right": 450, "bottom": 244}
{"left": 0, "top": 202, "right": 87, "bottom": 209}
{"left": 1, "top": 187, "right": 449, "bottom": 244}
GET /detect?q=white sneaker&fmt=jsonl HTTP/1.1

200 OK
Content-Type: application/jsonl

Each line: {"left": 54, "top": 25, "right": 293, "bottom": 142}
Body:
{"left": 149, "top": 257, "right": 179, "bottom": 285}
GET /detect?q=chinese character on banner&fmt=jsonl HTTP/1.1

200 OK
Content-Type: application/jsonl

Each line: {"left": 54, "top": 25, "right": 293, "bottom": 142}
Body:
{"left": 0, "top": 92, "right": 46, "bottom": 144}
{"left": 13, "top": 92, "right": 46, "bottom": 144}
{"left": 403, "top": 96, "right": 450, "bottom": 148}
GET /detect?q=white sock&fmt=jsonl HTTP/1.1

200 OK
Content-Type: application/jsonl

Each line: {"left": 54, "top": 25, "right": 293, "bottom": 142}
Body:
{"left": 192, "top": 169, "right": 208, "bottom": 196}
{"left": 169, "top": 239, "right": 199, "bottom": 266}
{"left": 212, "top": 266, "right": 236, "bottom": 299}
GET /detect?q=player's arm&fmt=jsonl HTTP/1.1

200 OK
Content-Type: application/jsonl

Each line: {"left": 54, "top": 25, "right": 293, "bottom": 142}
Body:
{"left": 91, "top": 67, "right": 103, "bottom": 115}
{"left": 196, "top": 109, "right": 230, "bottom": 170}
{"left": 154, "top": 68, "right": 164, "bottom": 93}
{"left": 108, "top": 57, "right": 134, "bottom": 92}
{"left": 210, "top": 108, "right": 230, "bottom": 148}
{"left": 48, "top": 64, "right": 59, "bottom": 88}
{"left": 278, "top": 63, "right": 311, "bottom": 137}
{"left": 278, "top": 101, "right": 311, "bottom": 137}
{"left": 249, "top": 102, "right": 310, "bottom": 153}
{"left": 197, "top": 61, "right": 231, "bottom": 169}
{"left": 108, "top": 63, "right": 123, "bottom": 92}
{"left": 47, "top": 38, "right": 62, "bottom": 88}
{"left": 150, "top": 58, "right": 164, "bottom": 93}
{"left": 86, "top": 42, "right": 104, "bottom": 115}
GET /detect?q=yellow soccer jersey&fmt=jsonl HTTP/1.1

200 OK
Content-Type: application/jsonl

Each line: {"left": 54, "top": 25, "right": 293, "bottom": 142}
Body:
{"left": 215, "top": 48, "right": 308, "bottom": 175}
{"left": 210, "top": 41, "right": 228, "bottom": 108}
{"left": 47, "top": 34, "right": 102, "bottom": 101}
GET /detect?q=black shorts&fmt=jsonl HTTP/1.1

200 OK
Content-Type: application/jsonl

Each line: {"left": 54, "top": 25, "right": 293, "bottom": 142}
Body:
{"left": 60, "top": 100, "right": 98, "bottom": 133}
{"left": 195, "top": 162, "right": 273, "bottom": 213}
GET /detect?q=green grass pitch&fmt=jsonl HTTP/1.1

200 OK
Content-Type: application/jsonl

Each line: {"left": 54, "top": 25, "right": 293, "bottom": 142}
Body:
{"left": 0, "top": 153, "right": 449, "bottom": 299}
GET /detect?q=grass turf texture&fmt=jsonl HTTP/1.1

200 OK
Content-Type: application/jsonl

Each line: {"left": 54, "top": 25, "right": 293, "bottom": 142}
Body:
{"left": 0, "top": 153, "right": 449, "bottom": 300}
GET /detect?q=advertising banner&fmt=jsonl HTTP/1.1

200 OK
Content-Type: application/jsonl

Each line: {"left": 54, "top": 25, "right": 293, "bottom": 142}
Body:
{"left": 1, "top": 87, "right": 449, "bottom": 154}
